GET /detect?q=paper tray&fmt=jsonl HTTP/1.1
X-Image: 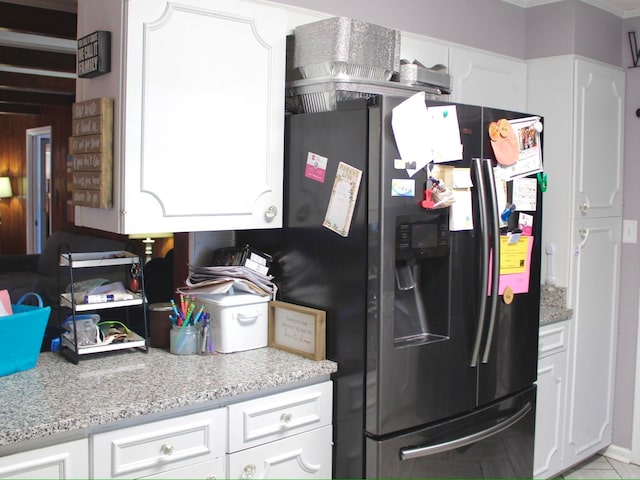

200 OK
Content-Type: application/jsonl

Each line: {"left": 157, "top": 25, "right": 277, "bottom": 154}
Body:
{"left": 59, "top": 250, "right": 139, "bottom": 268}
{"left": 61, "top": 329, "right": 146, "bottom": 355}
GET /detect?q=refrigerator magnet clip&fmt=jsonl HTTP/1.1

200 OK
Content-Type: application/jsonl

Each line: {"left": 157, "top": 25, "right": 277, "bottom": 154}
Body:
{"left": 500, "top": 203, "right": 516, "bottom": 222}
{"left": 503, "top": 286, "right": 514, "bottom": 304}
{"left": 421, "top": 189, "right": 435, "bottom": 209}
{"left": 537, "top": 172, "right": 548, "bottom": 192}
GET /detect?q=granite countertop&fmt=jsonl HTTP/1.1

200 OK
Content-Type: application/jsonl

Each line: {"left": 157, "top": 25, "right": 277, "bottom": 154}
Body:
{"left": 540, "top": 285, "right": 573, "bottom": 326}
{"left": 0, "top": 347, "right": 337, "bottom": 450}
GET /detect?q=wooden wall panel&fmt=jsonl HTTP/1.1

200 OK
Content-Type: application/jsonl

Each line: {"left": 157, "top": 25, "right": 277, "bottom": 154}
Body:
{"left": 0, "top": 104, "right": 79, "bottom": 255}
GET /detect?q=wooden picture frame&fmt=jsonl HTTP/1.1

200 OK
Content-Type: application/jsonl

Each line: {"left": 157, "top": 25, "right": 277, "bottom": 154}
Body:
{"left": 268, "top": 301, "right": 326, "bottom": 361}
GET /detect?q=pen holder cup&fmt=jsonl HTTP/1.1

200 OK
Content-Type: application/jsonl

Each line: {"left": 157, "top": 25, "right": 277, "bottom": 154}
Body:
{"left": 170, "top": 324, "right": 199, "bottom": 355}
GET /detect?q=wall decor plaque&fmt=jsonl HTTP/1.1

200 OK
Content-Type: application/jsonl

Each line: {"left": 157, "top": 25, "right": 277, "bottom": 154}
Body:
{"left": 268, "top": 301, "right": 326, "bottom": 361}
{"left": 77, "top": 31, "right": 111, "bottom": 78}
{"left": 70, "top": 98, "right": 114, "bottom": 209}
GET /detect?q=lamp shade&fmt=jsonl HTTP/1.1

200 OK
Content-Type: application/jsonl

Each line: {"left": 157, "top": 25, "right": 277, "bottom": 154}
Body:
{"left": 0, "top": 177, "right": 12, "bottom": 199}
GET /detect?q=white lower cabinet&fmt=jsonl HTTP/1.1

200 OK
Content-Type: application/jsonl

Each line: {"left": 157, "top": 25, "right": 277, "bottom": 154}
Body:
{"left": 92, "top": 409, "right": 227, "bottom": 479}
{"left": 534, "top": 321, "right": 570, "bottom": 479}
{"left": 227, "top": 381, "right": 333, "bottom": 479}
{"left": 0, "top": 381, "right": 333, "bottom": 479}
{"left": 227, "top": 426, "right": 332, "bottom": 479}
{"left": 0, "top": 439, "right": 89, "bottom": 479}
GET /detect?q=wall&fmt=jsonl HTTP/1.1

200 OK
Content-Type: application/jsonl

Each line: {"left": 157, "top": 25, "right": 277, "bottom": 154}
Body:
{"left": 615, "top": 14, "right": 640, "bottom": 453}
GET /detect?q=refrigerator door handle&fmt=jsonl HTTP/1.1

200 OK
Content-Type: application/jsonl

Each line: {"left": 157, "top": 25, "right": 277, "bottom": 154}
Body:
{"left": 470, "top": 158, "right": 489, "bottom": 368}
{"left": 481, "top": 158, "right": 500, "bottom": 364}
{"left": 398, "top": 402, "right": 533, "bottom": 461}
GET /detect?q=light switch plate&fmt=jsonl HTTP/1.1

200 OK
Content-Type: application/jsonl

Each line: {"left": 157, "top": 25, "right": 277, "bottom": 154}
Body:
{"left": 623, "top": 219, "right": 638, "bottom": 244}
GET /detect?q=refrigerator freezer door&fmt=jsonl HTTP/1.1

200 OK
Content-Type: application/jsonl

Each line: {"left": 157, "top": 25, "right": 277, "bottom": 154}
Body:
{"left": 365, "top": 386, "right": 536, "bottom": 479}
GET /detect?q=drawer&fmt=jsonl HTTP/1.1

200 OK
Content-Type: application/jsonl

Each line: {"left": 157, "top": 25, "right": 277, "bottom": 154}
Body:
{"left": 228, "top": 381, "right": 332, "bottom": 453}
{"left": 92, "top": 408, "right": 226, "bottom": 479}
{"left": 538, "top": 321, "right": 569, "bottom": 358}
{"left": 227, "top": 425, "right": 332, "bottom": 479}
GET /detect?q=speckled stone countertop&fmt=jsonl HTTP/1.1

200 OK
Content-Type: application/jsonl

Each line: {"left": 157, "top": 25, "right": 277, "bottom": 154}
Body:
{"left": 540, "top": 285, "right": 573, "bottom": 326}
{"left": 0, "top": 347, "right": 337, "bottom": 451}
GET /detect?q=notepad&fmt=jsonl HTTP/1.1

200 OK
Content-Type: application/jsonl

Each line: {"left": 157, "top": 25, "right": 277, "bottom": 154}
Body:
{"left": 0, "top": 289, "right": 13, "bottom": 317}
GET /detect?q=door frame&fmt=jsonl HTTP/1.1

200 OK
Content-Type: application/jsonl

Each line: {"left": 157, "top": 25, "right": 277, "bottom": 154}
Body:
{"left": 26, "top": 126, "right": 52, "bottom": 254}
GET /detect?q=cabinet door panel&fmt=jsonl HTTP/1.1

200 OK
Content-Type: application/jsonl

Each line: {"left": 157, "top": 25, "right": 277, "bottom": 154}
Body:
{"left": 227, "top": 426, "right": 332, "bottom": 479}
{"left": 0, "top": 439, "right": 89, "bottom": 479}
{"left": 123, "top": 0, "right": 284, "bottom": 233}
{"left": 141, "top": 457, "right": 224, "bottom": 479}
{"left": 565, "top": 217, "right": 620, "bottom": 466}
{"left": 534, "top": 352, "right": 567, "bottom": 479}
{"left": 449, "top": 47, "right": 526, "bottom": 111}
{"left": 573, "top": 59, "right": 624, "bottom": 218}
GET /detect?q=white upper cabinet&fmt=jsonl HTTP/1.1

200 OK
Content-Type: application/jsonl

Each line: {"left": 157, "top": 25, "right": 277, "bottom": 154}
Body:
{"left": 573, "top": 59, "right": 624, "bottom": 219}
{"left": 75, "top": 0, "right": 286, "bottom": 234}
{"left": 449, "top": 47, "right": 527, "bottom": 111}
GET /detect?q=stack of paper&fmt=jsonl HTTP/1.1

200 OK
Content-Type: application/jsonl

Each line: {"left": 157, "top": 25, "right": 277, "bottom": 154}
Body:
{"left": 178, "top": 265, "right": 277, "bottom": 299}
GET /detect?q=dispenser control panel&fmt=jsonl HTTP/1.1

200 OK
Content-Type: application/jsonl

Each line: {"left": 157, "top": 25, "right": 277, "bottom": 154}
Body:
{"left": 396, "top": 210, "right": 450, "bottom": 259}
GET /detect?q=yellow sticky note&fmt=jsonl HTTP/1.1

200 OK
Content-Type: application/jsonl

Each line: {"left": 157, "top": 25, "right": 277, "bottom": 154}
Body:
{"left": 499, "top": 236, "right": 530, "bottom": 274}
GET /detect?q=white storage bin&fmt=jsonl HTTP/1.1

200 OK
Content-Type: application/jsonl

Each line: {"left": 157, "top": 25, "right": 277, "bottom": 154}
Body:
{"left": 196, "top": 294, "right": 270, "bottom": 353}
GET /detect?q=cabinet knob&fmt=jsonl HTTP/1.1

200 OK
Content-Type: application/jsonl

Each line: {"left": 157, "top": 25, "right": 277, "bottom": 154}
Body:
{"left": 579, "top": 228, "right": 587, "bottom": 239}
{"left": 280, "top": 412, "right": 293, "bottom": 424}
{"left": 160, "top": 444, "right": 175, "bottom": 456}
{"left": 265, "top": 205, "right": 278, "bottom": 220}
{"left": 580, "top": 203, "right": 588, "bottom": 214}
{"left": 241, "top": 464, "right": 256, "bottom": 478}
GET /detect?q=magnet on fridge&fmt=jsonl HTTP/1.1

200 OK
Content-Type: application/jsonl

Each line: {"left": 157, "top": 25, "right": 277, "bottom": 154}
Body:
{"left": 421, "top": 189, "right": 435, "bottom": 209}
{"left": 503, "top": 286, "right": 514, "bottom": 304}
{"left": 508, "top": 230, "right": 522, "bottom": 244}
{"left": 537, "top": 172, "right": 548, "bottom": 192}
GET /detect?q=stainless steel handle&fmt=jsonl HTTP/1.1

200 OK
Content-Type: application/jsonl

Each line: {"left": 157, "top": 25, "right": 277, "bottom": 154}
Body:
{"left": 470, "top": 158, "right": 488, "bottom": 368}
{"left": 481, "top": 159, "right": 500, "bottom": 364}
{"left": 399, "top": 402, "right": 532, "bottom": 460}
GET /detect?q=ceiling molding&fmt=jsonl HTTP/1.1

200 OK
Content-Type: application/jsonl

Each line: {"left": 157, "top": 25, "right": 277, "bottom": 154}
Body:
{"left": 502, "top": 0, "right": 640, "bottom": 17}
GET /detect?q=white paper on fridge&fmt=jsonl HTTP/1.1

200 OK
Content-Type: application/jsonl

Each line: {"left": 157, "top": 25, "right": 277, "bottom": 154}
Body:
{"left": 391, "top": 92, "right": 433, "bottom": 177}
{"left": 512, "top": 177, "right": 538, "bottom": 211}
{"left": 427, "top": 105, "right": 463, "bottom": 164}
{"left": 323, "top": 162, "right": 363, "bottom": 237}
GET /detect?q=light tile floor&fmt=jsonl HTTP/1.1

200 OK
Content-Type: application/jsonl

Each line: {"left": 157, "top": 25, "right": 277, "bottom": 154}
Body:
{"left": 561, "top": 454, "right": 640, "bottom": 479}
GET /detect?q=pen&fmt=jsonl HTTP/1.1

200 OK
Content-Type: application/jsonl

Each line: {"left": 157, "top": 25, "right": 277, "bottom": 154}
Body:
{"left": 192, "top": 305, "right": 205, "bottom": 325}
{"left": 170, "top": 299, "right": 181, "bottom": 320}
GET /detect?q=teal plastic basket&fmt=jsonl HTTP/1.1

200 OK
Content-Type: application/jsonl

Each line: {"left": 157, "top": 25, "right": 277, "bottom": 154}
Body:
{"left": 0, "top": 293, "right": 51, "bottom": 377}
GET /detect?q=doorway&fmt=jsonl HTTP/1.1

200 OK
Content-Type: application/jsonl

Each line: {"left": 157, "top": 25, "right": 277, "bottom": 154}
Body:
{"left": 26, "top": 126, "right": 52, "bottom": 254}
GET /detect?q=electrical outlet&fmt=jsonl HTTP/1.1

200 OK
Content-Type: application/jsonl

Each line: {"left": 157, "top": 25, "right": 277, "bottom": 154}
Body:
{"left": 623, "top": 219, "right": 638, "bottom": 244}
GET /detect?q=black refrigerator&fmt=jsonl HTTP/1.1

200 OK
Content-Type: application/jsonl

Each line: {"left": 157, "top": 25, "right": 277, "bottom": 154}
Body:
{"left": 238, "top": 94, "right": 542, "bottom": 479}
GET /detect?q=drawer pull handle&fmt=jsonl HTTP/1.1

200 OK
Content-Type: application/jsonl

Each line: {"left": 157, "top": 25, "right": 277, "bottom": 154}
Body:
{"left": 241, "top": 464, "right": 256, "bottom": 478}
{"left": 280, "top": 412, "right": 293, "bottom": 424}
{"left": 161, "top": 444, "right": 175, "bottom": 456}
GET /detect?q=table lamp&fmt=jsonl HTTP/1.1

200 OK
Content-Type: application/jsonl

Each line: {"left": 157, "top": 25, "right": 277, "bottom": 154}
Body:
{"left": 0, "top": 177, "right": 12, "bottom": 254}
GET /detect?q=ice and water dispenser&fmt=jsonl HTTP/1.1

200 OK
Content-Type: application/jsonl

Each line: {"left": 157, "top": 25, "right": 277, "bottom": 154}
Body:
{"left": 393, "top": 208, "right": 450, "bottom": 347}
